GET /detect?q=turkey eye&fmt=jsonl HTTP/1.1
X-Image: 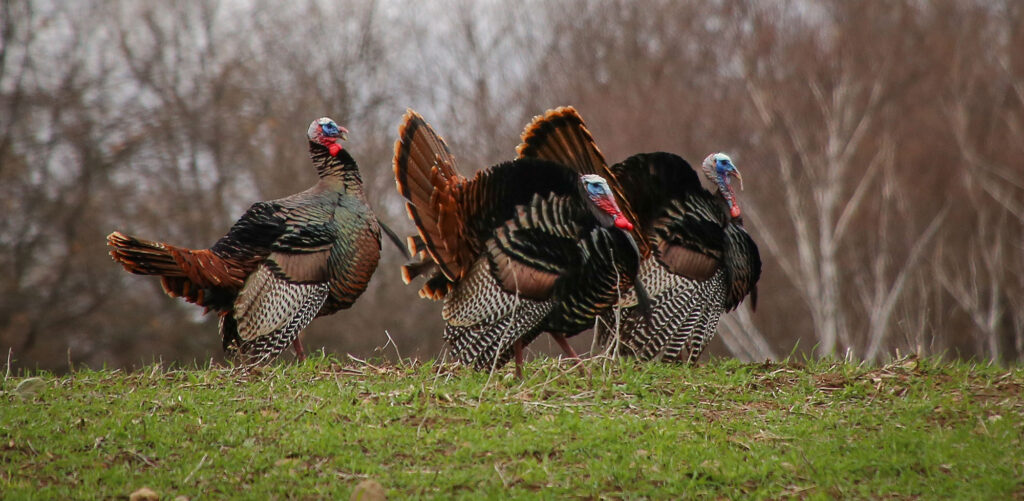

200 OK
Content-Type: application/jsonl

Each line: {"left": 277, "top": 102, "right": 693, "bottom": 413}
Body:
{"left": 322, "top": 122, "right": 338, "bottom": 135}
{"left": 586, "top": 183, "right": 605, "bottom": 196}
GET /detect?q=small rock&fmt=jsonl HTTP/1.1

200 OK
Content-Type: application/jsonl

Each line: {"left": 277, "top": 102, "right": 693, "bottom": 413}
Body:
{"left": 350, "top": 479, "right": 386, "bottom": 501}
{"left": 129, "top": 487, "right": 159, "bottom": 501}
{"left": 14, "top": 377, "right": 45, "bottom": 397}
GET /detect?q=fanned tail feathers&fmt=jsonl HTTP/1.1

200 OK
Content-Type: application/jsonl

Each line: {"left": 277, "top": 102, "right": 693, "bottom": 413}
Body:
{"left": 393, "top": 109, "right": 470, "bottom": 298}
{"left": 400, "top": 235, "right": 433, "bottom": 282}
{"left": 107, "top": 231, "right": 245, "bottom": 307}
{"left": 517, "top": 106, "right": 609, "bottom": 177}
{"left": 399, "top": 232, "right": 454, "bottom": 300}
{"left": 107, "top": 231, "right": 187, "bottom": 277}
{"left": 516, "top": 106, "right": 647, "bottom": 253}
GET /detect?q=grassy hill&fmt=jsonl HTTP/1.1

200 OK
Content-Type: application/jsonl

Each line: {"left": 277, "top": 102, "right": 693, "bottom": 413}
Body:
{"left": 2, "top": 355, "right": 1021, "bottom": 499}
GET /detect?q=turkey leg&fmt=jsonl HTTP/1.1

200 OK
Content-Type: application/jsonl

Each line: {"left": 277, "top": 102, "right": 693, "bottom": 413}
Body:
{"left": 293, "top": 338, "right": 306, "bottom": 362}
{"left": 514, "top": 340, "right": 524, "bottom": 379}
{"left": 551, "top": 332, "right": 589, "bottom": 376}
{"left": 549, "top": 332, "right": 579, "bottom": 359}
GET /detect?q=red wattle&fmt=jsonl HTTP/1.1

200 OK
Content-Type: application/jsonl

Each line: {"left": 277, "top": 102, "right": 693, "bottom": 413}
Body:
{"left": 328, "top": 143, "right": 342, "bottom": 157}
{"left": 730, "top": 205, "right": 742, "bottom": 218}
{"left": 614, "top": 216, "right": 633, "bottom": 231}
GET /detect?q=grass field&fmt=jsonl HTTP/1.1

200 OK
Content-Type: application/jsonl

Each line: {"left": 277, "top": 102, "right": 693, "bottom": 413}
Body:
{"left": 1, "top": 355, "right": 1022, "bottom": 499}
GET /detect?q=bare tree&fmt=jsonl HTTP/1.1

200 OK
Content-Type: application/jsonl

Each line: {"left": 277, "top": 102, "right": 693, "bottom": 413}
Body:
{"left": 733, "top": 1, "right": 968, "bottom": 359}
{"left": 936, "top": 0, "right": 1024, "bottom": 362}
{"left": 2, "top": 0, "right": 1021, "bottom": 370}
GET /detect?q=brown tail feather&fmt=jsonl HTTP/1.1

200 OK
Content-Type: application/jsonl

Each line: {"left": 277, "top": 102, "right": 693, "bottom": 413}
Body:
{"left": 407, "top": 235, "right": 427, "bottom": 256}
{"left": 108, "top": 231, "right": 188, "bottom": 277}
{"left": 419, "top": 273, "right": 453, "bottom": 300}
{"left": 107, "top": 231, "right": 247, "bottom": 305}
{"left": 517, "top": 106, "right": 609, "bottom": 177}
{"left": 160, "top": 276, "right": 212, "bottom": 308}
{"left": 393, "top": 109, "right": 471, "bottom": 290}
{"left": 399, "top": 234, "right": 454, "bottom": 298}
{"left": 516, "top": 106, "right": 649, "bottom": 254}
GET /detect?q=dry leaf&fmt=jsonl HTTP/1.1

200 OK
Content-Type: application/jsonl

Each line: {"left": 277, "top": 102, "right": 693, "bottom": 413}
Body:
{"left": 350, "top": 479, "right": 386, "bottom": 501}
{"left": 129, "top": 487, "right": 159, "bottom": 501}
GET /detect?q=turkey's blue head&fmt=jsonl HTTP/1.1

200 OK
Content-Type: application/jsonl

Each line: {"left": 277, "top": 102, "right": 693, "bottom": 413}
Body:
{"left": 702, "top": 153, "right": 744, "bottom": 218}
{"left": 307, "top": 117, "right": 349, "bottom": 157}
{"left": 581, "top": 174, "right": 633, "bottom": 231}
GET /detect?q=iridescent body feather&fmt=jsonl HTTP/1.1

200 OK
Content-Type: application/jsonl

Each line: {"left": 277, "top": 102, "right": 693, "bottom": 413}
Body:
{"left": 108, "top": 118, "right": 382, "bottom": 361}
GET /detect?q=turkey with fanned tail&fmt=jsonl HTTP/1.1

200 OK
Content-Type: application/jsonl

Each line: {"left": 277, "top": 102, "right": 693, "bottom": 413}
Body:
{"left": 107, "top": 117, "right": 392, "bottom": 362}
{"left": 516, "top": 107, "right": 761, "bottom": 363}
{"left": 393, "top": 109, "right": 649, "bottom": 374}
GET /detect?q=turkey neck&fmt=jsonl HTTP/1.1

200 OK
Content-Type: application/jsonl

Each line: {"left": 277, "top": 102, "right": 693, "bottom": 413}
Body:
{"left": 706, "top": 188, "right": 741, "bottom": 226}
{"left": 309, "top": 142, "right": 364, "bottom": 189}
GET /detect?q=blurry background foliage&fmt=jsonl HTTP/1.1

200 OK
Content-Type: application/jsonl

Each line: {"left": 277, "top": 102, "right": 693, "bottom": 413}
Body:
{"left": 1, "top": 0, "right": 1021, "bottom": 371}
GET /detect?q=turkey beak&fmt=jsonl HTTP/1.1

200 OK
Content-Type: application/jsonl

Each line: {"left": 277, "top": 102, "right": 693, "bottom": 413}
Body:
{"left": 326, "top": 128, "right": 348, "bottom": 156}
{"left": 730, "top": 165, "right": 743, "bottom": 191}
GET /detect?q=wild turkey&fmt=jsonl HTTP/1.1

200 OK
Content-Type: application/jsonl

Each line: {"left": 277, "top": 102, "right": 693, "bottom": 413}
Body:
{"left": 516, "top": 107, "right": 761, "bottom": 363}
{"left": 393, "top": 109, "right": 647, "bottom": 372}
{"left": 601, "top": 152, "right": 761, "bottom": 362}
{"left": 107, "top": 117, "right": 385, "bottom": 362}
{"left": 513, "top": 107, "right": 649, "bottom": 358}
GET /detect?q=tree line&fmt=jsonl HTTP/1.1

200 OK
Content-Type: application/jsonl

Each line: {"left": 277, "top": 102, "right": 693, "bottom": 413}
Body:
{"left": 1, "top": 0, "right": 1021, "bottom": 371}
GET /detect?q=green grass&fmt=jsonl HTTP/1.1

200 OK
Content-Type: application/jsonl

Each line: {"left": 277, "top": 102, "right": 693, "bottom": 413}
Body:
{"left": 1, "top": 355, "right": 1022, "bottom": 499}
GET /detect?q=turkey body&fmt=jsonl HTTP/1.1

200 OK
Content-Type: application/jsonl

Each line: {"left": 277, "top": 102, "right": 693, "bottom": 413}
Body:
{"left": 516, "top": 107, "right": 760, "bottom": 363}
{"left": 108, "top": 118, "right": 381, "bottom": 361}
{"left": 394, "top": 110, "right": 643, "bottom": 370}
{"left": 599, "top": 152, "right": 760, "bottom": 362}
